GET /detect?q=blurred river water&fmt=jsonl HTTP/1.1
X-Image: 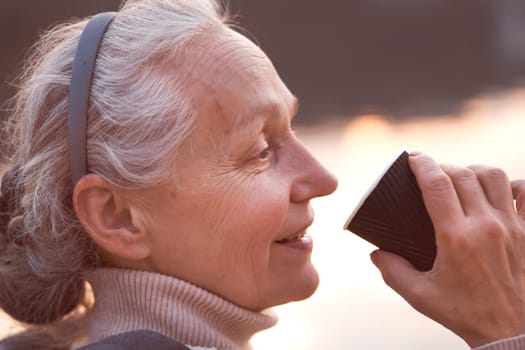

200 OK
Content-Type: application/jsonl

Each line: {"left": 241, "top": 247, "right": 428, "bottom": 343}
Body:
{"left": 2, "top": 87, "right": 525, "bottom": 349}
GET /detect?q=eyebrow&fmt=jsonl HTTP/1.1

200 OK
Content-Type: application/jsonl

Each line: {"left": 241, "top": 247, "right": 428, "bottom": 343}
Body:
{"left": 256, "top": 95, "right": 299, "bottom": 118}
{"left": 236, "top": 94, "right": 300, "bottom": 132}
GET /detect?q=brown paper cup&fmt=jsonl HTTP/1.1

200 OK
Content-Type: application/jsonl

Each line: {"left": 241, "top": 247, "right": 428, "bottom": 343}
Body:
{"left": 344, "top": 151, "right": 436, "bottom": 271}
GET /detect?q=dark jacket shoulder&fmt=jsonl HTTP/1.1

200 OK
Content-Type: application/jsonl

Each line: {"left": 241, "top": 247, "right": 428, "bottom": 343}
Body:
{"left": 78, "top": 330, "right": 191, "bottom": 350}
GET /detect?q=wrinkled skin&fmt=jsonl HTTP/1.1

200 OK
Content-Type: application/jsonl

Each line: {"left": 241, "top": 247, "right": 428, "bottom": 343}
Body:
{"left": 372, "top": 152, "right": 525, "bottom": 347}
{"left": 133, "top": 28, "right": 338, "bottom": 311}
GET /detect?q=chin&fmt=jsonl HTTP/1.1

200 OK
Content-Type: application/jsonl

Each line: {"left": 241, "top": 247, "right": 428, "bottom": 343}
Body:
{"left": 290, "top": 264, "right": 320, "bottom": 301}
{"left": 264, "top": 263, "right": 320, "bottom": 309}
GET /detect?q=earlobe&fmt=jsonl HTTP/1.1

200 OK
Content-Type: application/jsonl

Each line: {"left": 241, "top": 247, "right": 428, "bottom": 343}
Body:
{"left": 73, "top": 174, "right": 151, "bottom": 262}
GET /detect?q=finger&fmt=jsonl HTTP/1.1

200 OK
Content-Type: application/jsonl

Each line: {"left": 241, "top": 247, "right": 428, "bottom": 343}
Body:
{"left": 468, "top": 165, "right": 514, "bottom": 214}
{"left": 511, "top": 180, "right": 525, "bottom": 219}
{"left": 408, "top": 153, "right": 464, "bottom": 232}
{"left": 440, "top": 164, "right": 490, "bottom": 216}
{"left": 370, "top": 250, "right": 425, "bottom": 306}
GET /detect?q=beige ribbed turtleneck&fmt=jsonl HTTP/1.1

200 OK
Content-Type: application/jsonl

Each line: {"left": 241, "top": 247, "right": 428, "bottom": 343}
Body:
{"left": 83, "top": 268, "right": 278, "bottom": 350}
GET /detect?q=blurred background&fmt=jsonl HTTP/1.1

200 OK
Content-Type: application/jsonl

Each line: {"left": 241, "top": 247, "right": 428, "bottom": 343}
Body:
{"left": 2, "top": 0, "right": 525, "bottom": 124}
{"left": 1, "top": 0, "right": 525, "bottom": 349}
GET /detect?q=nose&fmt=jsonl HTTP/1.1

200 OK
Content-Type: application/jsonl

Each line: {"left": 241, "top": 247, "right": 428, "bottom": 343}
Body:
{"left": 289, "top": 140, "right": 338, "bottom": 203}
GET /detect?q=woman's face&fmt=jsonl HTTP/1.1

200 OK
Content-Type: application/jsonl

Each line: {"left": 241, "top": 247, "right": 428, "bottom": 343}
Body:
{"left": 140, "top": 28, "right": 338, "bottom": 310}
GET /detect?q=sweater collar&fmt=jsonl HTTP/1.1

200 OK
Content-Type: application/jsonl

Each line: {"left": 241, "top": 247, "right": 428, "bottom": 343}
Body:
{"left": 84, "top": 268, "right": 278, "bottom": 350}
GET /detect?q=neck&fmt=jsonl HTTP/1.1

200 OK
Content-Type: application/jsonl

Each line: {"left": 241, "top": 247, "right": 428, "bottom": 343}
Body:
{"left": 84, "top": 268, "right": 278, "bottom": 350}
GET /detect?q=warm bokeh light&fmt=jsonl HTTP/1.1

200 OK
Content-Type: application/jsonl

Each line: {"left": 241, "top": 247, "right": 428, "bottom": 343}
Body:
{"left": 2, "top": 87, "right": 525, "bottom": 349}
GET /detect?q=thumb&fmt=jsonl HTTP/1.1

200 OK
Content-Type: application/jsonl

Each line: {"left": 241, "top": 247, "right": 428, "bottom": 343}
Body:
{"left": 371, "top": 250, "right": 424, "bottom": 301}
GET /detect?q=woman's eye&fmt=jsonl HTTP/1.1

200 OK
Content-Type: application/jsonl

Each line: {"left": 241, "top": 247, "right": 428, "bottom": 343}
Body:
{"left": 258, "top": 145, "right": 273, "bottom": 161}
{"left": 248, "top": 137, "right": 282, "bottom": 170}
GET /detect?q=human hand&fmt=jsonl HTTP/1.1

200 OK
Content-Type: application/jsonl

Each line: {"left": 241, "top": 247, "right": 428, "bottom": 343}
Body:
{"left": 370, "top": 152, "right": 525, "bottom": 348}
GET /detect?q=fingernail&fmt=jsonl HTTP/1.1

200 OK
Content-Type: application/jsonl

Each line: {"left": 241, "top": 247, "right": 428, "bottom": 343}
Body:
{"left": 409, "top": 151, "right": 422, "bottom": 157}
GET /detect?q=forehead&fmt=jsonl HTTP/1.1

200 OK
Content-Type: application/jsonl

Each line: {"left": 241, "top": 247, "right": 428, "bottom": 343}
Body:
{"left": 185, "top": 28, "right": 297, "bottom": 134}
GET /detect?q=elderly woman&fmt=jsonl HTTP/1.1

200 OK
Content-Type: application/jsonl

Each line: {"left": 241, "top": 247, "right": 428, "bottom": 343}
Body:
{"left": 2, "top": 0, "right": 525, "bottom": 349}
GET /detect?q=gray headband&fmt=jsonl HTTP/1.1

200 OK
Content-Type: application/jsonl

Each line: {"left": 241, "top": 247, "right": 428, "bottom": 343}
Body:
{"left": 68, "top": 12, "right": 116, "bottom": 187}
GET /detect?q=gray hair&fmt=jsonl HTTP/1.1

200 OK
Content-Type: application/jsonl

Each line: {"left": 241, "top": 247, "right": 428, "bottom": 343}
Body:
{"left": 0, "top": 0, "right": 230, "bottom": 347}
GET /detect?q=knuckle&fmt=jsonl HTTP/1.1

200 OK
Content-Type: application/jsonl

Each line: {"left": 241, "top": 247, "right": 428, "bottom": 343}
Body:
{"left": 441, "top": 217, "right": 508, "bottom": 250}
{"left": 448, "top": 167, "right": 477, "bottom": 183}
{"left": 476, "top": 166, "right": 509, "bottom": 183}
{"left": 480, "top": 216, "right": 507, "bottom": 241}
{"left": 425, "top": 172, "right": 452, "bottom": 192}
{"left": 438, "top": 223, "right": 472, "bottom": 251}
{"left": 449, "top": 230, "right": 473, "bottom": 251}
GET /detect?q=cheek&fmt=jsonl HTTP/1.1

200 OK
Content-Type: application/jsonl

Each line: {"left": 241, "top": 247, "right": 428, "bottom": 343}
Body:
{"left": 209, "top": 175, "right": 290, "bottom": 259}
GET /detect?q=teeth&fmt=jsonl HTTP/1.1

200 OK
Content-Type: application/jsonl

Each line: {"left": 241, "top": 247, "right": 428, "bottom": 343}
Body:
{"left": 277, "top": 232, "right": 305, "bottom": 243}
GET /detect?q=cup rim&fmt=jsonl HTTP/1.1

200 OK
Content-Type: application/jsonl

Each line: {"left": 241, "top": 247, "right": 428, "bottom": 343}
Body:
{"left": 343, "top": 149, "right": 406, "bottom": 230}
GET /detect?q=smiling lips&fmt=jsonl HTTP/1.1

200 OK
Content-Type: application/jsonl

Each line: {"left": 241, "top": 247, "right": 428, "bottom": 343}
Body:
{"left": 275, "top": 231, "right": 307, "bottom": 244}
{"left": 274, "top": 232, "right": 313, "bottom": 252}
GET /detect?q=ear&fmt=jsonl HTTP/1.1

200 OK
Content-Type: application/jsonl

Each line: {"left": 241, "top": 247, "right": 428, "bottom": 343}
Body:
{"left": 73, "top": 174, "right": 151, "bottom": 262}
